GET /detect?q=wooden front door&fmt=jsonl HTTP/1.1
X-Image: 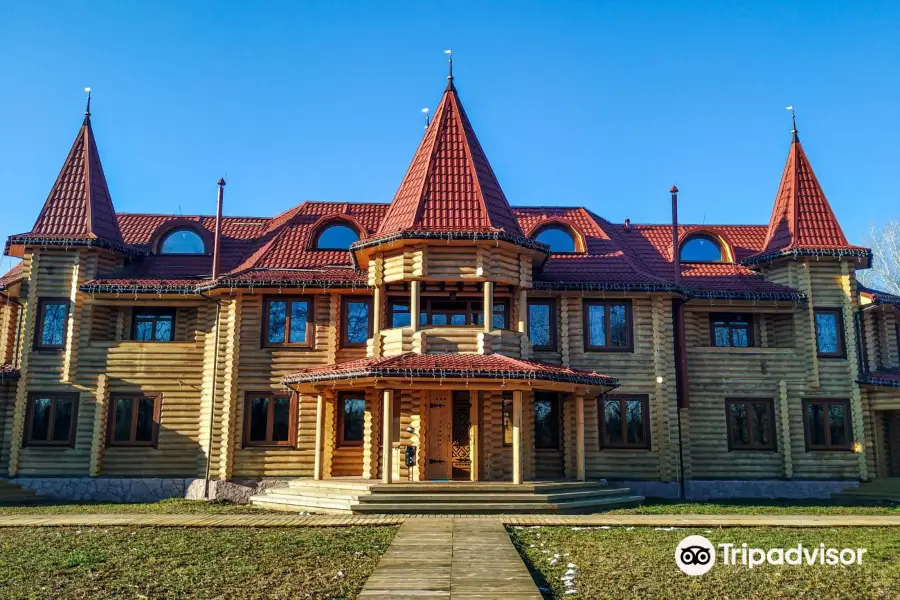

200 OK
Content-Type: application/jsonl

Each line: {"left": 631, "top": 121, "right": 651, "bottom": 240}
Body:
{"left": 425, "top": 390, "right": 452, "bottom": 480}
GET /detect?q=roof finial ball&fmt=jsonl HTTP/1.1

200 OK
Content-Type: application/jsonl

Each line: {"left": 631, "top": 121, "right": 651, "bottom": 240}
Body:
{"left": 786, "top": 105, "right": 798, "bottom": 141}
{"left": 84, "top": 87, "right": 92, "bottom": 118}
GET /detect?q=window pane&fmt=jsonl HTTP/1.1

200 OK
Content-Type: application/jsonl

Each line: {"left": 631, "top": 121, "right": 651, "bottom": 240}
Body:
{"left": 609, "top": 304, "right": 628, "bottom": 346}
{"left": 249, "top": 396, "right": 269, "bottom": 442}
{"left": 343, "top": 398, "right": 365, "bottom": 442}
{"left": 807, "top": 403, "right": 826, "bottom": 446}
{"left": 316, "top": 225, "right": 359, "bottom": 249}
{"left": 603, "top": 400, "right": 622, "bottom": 446}
{"left": 267, "top": 301, "right": 287, "bottom": 343}
{"left": 502, "top": 397, "right": 513, "bottom": 446}
{"left": 41, "top": 302, "right": 67, "bottom": 346}
{"left": 587, "top": 304, "right": 606, "bottom": 346}
{"left": 534, "top": 396, "right": 559, "bottom": 449}
{"left": 730, "top": 403, "right": 750, "bottom": 446}
{"left": 272, "top": 397, "right": 291, "bottom": 442}
{"left": 493, "top": 304, "right": 506, "bottom": 329}
{"left": 155, "top": 316, "right": 174, "bottom": 341}
{"left": 450, "top": 314, "right": 466, "bottom": 326}
{"left": 815, "top": 312, "right": 839, "bottom": 354}
{"left": 625, "top": 399, "right": 644, "bottom": 444}
{"left": 52, "top": 397, "right": 74, "bottom": 442}
{"left": 30, "top": 397, "right": 52, "bottom": 441}
{"left": 289, "top": 301, "right": 309, "bottom": 344}
{"left": 529, "top": 304, "right": 551, "bottom": 347}
{"left": 751, "top": 403, "right": 771, "bottom": 446}
{"left": 732, "top": 327, "right": 749, "bottom": 348}
{"left": 135, "top": 398, "right": 155, "bottom": 442}
{"left": 713, "top": 326, "right": 731, "bottom": 347}
{"left": 114, "top": 398, "right": 133, "bottom": 442}
{"left": 432, "top": 313, "right": 448, "bottom": 326}
{"left": 391, "top": 303, "right": 411, "bottom": 328}
{"left": 134, "top": 317, "right": 155, "bottom": 341}
{"left": 828, "top": 404, "right": 847, "bottom": 446}
{"left": 680, "top": 236, "right": 723, "bottom": 262}
{"left": 161, "top": 229, "right": 205, "bottom": 254}
{"left": 535, "top": 227, "right": 576, "bottom": 253}
{"left": 345, "top": 301, "right": 370, "bottom": 344}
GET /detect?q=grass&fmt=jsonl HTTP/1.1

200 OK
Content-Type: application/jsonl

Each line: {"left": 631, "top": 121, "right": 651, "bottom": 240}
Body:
{"left": 0, "top": 525, "right": 396, "bottom": 599}
{"left": 0, "top": 498, "right": 269, "bottom": 515}
{"left": 509, "top": 525, "right": 900, "bottom": 599}
{"left": 605, "top": 498, "right": 900, "bottom": 516}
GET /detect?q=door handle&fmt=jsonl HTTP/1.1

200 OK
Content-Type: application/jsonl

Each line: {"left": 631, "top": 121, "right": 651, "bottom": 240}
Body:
{"left": 428, "top": 459, "right": 446, "bottom": 464}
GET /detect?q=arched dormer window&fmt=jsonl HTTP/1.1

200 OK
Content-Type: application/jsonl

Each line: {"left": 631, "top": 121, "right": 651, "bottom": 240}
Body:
{"left": 532, "top": 224, "right": 580, "bottom": 253}
{"left": 159, "top": 227, "right": 206, "bottom": 254}
{"left": 679, "top": 234, "right": 724, "bottom": 262}
{"left": 314, "top": 223, "right": 360, "bottom": 250}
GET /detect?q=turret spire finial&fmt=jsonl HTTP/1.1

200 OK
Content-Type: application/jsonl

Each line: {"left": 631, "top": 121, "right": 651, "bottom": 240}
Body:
{"left": 444, "top": 49, "right": 453, "bottom": 82}
{"left": 84, "top": 87, "right": 92, "bottom": 119}
{"left": 786, "top": 105, "right": 798, "bottom": 142}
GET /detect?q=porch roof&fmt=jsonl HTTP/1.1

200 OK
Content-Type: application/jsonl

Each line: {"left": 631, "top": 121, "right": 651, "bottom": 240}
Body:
{"left": 858, "top": 370, "right": 900, "bottom": 388}
{"left": 282, "top": 352, "right": 618, "bottom": 391}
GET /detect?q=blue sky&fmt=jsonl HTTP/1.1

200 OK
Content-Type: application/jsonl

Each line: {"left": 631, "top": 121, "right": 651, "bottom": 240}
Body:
{"left": 1, "top": 1, "right": 898, "bottom": 274}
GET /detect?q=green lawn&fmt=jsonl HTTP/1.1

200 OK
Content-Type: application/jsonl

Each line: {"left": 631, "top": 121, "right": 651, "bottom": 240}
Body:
{"left": 606, "top": 498, "right": 900, "bottom": 516}
{"left": 509, "top": 525, "right": 900, "bottom": 599}
{"left": 0, "top": 525, "right": 396, "bottom": 600}
{"left": 0, "top": 498, "right": 267, "bottom": 515}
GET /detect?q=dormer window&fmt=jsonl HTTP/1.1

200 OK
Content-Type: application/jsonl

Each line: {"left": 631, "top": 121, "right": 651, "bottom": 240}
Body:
{"left": 159, "top": 228, "right": 206, "bottom": 255}
{"left": 533, "top": 225, "right": 578, "bottom": 253}
{"left": 679, "top": 234, "right": 724, "bottom": 262}
{"left": 315, "top": 223, "right": 360, "bottom": 250}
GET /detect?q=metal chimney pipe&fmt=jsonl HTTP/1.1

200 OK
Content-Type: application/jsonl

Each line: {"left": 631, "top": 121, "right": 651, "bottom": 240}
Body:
{"left": 212, "top": 178, "right": 226, "bottom": 280}
{"left": 670, "top": 185, "right": 680, "bottom": 284}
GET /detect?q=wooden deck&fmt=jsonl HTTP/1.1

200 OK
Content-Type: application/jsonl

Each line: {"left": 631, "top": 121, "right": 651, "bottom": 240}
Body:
{"left": 359, "top": 518, "right": 542, "bottom": 599}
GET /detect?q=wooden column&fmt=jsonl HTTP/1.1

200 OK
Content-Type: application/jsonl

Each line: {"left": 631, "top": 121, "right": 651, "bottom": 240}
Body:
{"left": 483, "top": 281, "right": 493, "bottom": 333}
{"left": 410, "top": 280, "right": 420, "bottom": 332}
{"left": 372, "top": 286, "right": 382, "bottom": 336}
{"left": 512, "top": 390, "right": 523, "bottom": 484}
{"left": 470, "top": 390, "right": 480, "bottom": 481}
{"left": 314, "top": 393, "right": 325, "bottom": 480}
{"left": 575, "top": 393, "right": 585, "bottom": 481}
{"left": 517, "top": 288, "right": 528, "bottom": 333}
{"left": 382, "top": 389, "right": 394, "bottom": 484}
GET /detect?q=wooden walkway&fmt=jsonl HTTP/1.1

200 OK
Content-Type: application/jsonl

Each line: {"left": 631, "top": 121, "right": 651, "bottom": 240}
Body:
{"left": 359, "top": 519, "right": 542, "bottom": 599}
{"left": 0, "top": 513, "right": 898, "bottom": 528}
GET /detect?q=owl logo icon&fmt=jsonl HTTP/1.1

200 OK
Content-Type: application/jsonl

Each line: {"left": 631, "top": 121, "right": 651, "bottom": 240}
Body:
{"left": 675, "top": 535, "right": 716, "bottom": 575}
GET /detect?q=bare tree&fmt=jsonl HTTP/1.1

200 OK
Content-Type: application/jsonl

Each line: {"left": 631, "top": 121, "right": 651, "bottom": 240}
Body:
{"left": 858, "top": 219, "right": 900, "bottom": 295}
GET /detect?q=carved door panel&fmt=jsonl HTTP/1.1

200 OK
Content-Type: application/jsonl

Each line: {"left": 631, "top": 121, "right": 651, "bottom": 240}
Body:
{"left": 426, "top": 390, "right": 452, "bottom": 480}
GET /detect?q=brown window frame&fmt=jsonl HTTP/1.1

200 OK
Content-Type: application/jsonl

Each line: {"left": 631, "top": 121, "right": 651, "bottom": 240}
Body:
{"left": 24, "top": 392, "right": 79, "bottom": 447}
{"left": 725, "top": 398, "right": 776, "bottom": 451}
{"left": 262, "top": 296, "right": 314, "bottom": 348}
{"left": 582, "top": 300, "right": 634, "bottom": 352}
{"left": 534, "top": 392, "right": 561, "bottom": 450}
{"left": 803, "top": 398, "right": 852, "bottom": 451}
{"left": 34, "top": 297, "right": 69, "bottom": 350}
{"left": 242, "top": 392, "right": 298, "bottom": 448}
{"left": 528, "top": 298, "right": 557, "bottom": 351}
{"left": 599, "top": 394, "right": 651, "bottom": 450}
{"left": 388, "top": 298, "right": 413, "bottom": 328}
{"left": 710, "top": 313, "right": 754, "bottom": 348}
{"left": 813, "top": 308, "right": 845, "bottom": 358}
{"left": 337, "top": 392, "right": 366, "bottom": 447}
{"left": 130, "top": 307, "right": 177, "bottom": 342}
{"left": 107, "top": 393, "right": 162, "bottom": 448}
{"left": 340, "top": 296, "right": 373, "bottom": 348}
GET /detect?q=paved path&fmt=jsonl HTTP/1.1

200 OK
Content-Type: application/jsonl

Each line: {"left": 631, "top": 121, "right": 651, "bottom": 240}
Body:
{"left": 359, "top": 519, "right": 542, "bottom": 600}
{"left": 0, "top": 513, "right": 897, "bottom": 528}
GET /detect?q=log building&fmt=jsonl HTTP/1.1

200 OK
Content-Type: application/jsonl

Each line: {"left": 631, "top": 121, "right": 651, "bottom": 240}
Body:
{"left": 1, "top": 73, "right": 897, "bottom": 508}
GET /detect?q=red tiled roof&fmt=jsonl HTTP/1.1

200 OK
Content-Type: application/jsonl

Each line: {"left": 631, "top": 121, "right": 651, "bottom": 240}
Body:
{"left": 0, "top": 263, "right": 23, "bottom": 291}
{"left": 283, "top": 352, "right": 618, "bottom": 388}
{"left": 0, "top": 364, "right": 19, "bottom": 380}
{"left": 377, "top": 80, "right": 523, "bottom": 237}
{"left": 13, "top": 114, "right": 124, "bottom": 248}
{"left": 749, "top": 133, "right": 869, "bottom": 263}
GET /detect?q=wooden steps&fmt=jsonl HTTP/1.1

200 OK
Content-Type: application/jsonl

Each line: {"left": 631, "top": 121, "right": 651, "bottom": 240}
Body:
{"left": 250, "top": 479, "right": 644, "bottom": 514}
{"left": 833, "top": 478, "right": 900, "bottom": 503}
{"left": 0, "top": 480, "right": 46, "bottom": 505}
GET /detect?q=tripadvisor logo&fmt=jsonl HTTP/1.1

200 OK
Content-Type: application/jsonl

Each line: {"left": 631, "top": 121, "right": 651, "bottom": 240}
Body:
{"left": 675, "top": 535, "right": 867, "bottom": 576}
